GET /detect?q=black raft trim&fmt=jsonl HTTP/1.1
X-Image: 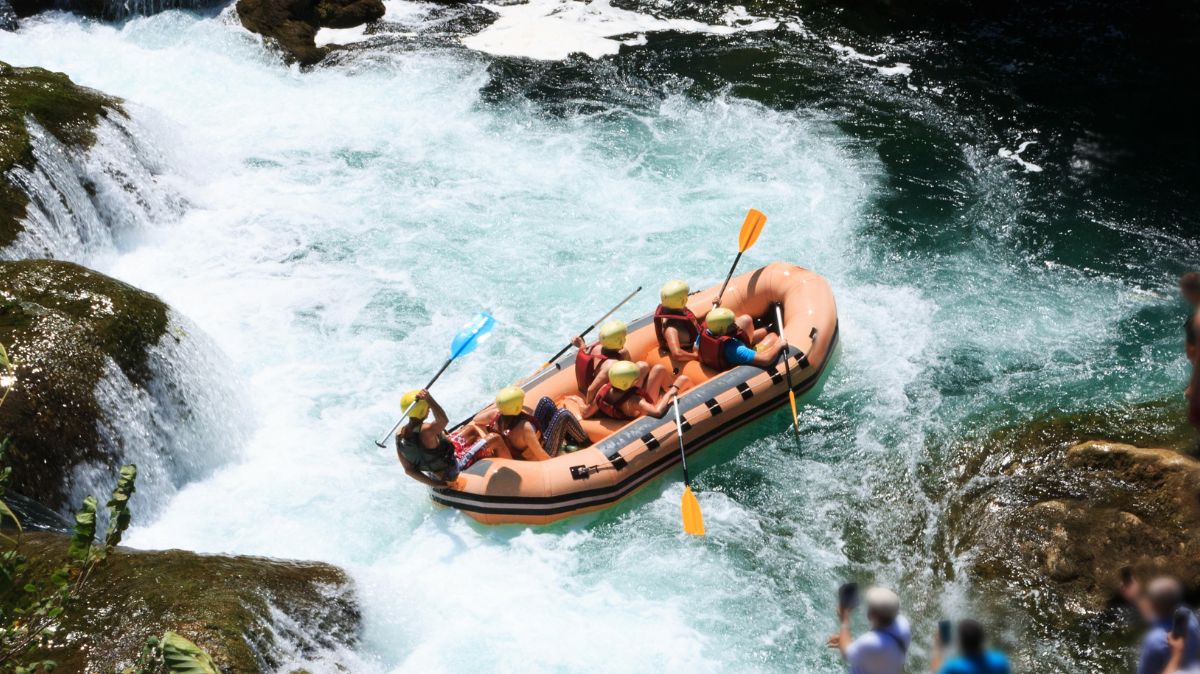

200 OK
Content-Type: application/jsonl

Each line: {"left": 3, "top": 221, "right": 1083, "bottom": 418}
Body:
{"left": 770, "top": 369, "right": 785, "bottom": 384}
{"left": 735, "top": 382, "right": 753, "bottom": 400}
{"left": 705, "top": 398, "right": 722, "bottom": 416}
{"left": 641, "top": 433, "right": 659, "bottom": 451}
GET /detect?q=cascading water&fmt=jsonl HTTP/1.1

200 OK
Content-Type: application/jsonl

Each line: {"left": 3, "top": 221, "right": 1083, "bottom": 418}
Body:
{"left": 2, "top": 112, "right": 185, "bottom": 262}
{"left": 0, "top": 1, "right": 1194, "bottom": 672}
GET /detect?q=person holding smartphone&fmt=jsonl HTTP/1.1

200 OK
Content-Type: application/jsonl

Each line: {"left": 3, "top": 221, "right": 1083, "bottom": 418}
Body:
{"left": 826, "top": 586, "right": 911, "bottom": 674}
{"left": 1122, "top": 576, "right": 1200, "bottom": 674}
{"left": 930, "top": 620, "right": 1010, "bottom": 674}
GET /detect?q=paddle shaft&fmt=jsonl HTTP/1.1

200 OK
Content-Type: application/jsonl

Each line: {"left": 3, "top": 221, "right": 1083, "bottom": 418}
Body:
{"left": 713, "top": 251, "right": 743, "bottom": 308}
{"left": 774, "top": 304, "right": 800, "bottom": 434}
{"left": 374, "top": 356, "right": 454, "bottom": 448}
{"left": 541, "top": 286, "right": 642, "bottom": 369}
{"left": 672, "top": 395, "right": 692, "bottom": 485}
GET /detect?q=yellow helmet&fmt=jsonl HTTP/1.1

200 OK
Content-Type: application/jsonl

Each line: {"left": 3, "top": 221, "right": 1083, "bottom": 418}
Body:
{"left": 660, "top": 280, "right": 689, "bottom": 310}
{"left": 401, "top": 390, "right": 429, "bottom": 419}
{"left": 706, "top": 307, "right": 736, "bottom": 335}
{"left": 607, "top": 361, "right": 640, "bottom": 391}
{"left": 598, "top": 320, "right": 627, "bottom": 350}
{"left": 496, "top": 386, "right": 525, "bottom": 416}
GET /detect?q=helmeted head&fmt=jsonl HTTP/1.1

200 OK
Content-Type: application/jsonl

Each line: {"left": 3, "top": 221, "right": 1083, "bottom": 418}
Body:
{"left": 706, "top": 307, "right": 736, "bottom": 335}
{"left": 864, "top": 587, "right": 901, "bottom": 627}
{"left": 660, "top": 280, "right": 690, "bottom": 310}
{"left": 608, "top": 361, "right": 640, "bottom": 391}
{"left": 599, "top": 320, "right": 628, "bottom": 350}
{"left": 401, "top": 390, "right": 429, "bottom": 420}
{"left": 496, "top": 386, "right": 525, "bottom": 416}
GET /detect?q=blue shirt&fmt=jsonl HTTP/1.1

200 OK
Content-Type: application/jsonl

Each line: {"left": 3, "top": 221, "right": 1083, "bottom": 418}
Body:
{"left": 696, "top": 332, "right": 758, "bottom": 366}
{"left": 1139, "top": 612, "right": 1200, "bottom": 674}
{"left": 938, "top": 651, "right": 1011, "bottom": 674}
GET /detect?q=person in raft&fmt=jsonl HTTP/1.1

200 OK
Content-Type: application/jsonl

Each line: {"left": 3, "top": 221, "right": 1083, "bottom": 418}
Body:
{"left": 573, "top": 360, "right": 692, "bottom": 421}
{"left": 696, "top": 306, "right": 784, "bottom": 370}
{"left": 653, "top": 280, "right": 704, "bottom": 369}
{"left": 395, "top": 389, "right": 489, "bottom": 488}
{"left": 572, "top": 319, "right": 632, "bottom": 403}
{"left": 473, "top": 386, "right": 590, "bottom": 461}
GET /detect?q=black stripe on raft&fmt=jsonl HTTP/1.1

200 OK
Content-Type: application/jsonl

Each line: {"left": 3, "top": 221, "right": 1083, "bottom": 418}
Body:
{"left": 641, "top": 433, "right": 659, "bottom": 450}
{"left": 705, "top": 398, "right": 722, "bottom": 416}
{"left": 770, "top": 369, "right": 784, "bottom": 384}
{"left": 736, "top": 382, "right": 753, "bottom": 400}
{"left": 429, "top": 325, "right": 839, "bottom": 516}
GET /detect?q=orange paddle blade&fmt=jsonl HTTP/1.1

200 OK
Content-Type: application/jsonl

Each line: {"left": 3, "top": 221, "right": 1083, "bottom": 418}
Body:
{"left": 738, "top": 209, "right": 767, "bottom": 252}
{"left": 682, "top": 486, "right": 705, "bottom": 536}
{"left": 788, "top": 390, "right": 799, "bottom": 432}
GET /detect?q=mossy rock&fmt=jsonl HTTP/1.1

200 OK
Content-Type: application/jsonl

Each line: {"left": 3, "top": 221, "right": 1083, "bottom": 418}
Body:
{"left": 13, "top": 532, "right": 360, "bottom": 673}
{"left": 0, "top": 260, "right": 168, "bottom": 510}
{"left": 0, "top": 61, "right": 123, "bottom": 249}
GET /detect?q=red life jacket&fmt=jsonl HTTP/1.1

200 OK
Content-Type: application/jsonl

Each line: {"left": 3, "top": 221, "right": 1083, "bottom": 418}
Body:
{"left": 487, "top": 412, "right": 540, "bottom": 456}
{"left": 573, "top": 345, "right": 622, "bottom": 392}
{"left": 696, "top": 328, "right": 751, "bottom": 370}
{"left": 653, "top": 305, "right": 701, "bottom": 354}
{"left": 594, "top": 383, "right": 646, "bottom": 420}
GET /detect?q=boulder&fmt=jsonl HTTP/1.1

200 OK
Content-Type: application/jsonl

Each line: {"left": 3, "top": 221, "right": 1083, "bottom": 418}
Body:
{"left": 0, "top": 260, "right": 168, "bottom": 510}
{"left": 0, "top": 62, "right": 122, "bottom": 249}
{"left": 236, "top": 0, "right": 383, "bottom": 65}
{"left": 16, "top": 532, "right": 360, "bottom": 673}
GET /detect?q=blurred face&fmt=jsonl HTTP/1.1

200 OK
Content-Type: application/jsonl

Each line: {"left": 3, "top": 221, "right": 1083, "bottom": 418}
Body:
{"left": 1181, "top": 278, "right": 1200, "bottom": 304}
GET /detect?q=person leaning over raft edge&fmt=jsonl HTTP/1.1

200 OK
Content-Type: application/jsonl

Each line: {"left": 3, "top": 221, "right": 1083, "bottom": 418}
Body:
{"left": 394, "top": 389, "right": 479, "bottom": 489}
{"left": 696, "top": 306, "right": 784, "bottom": 371}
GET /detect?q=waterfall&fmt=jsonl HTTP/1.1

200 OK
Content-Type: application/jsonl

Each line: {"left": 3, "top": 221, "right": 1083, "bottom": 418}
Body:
{"left": 2, "top": 113, "right": 185, "bottom": 262}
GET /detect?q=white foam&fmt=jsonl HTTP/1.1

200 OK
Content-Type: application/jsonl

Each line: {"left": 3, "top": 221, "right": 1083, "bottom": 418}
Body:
{"left": 998, "top": 140, "right": 1043, "bottom": 173}
{"left": 829, "top": 41, "right": 912, "bottom": 78}
{"left": 315, "top": 25, "right": 371, "bottom": 47}
{"left": 462, "top": 0, "right": 778, "bottom": 61}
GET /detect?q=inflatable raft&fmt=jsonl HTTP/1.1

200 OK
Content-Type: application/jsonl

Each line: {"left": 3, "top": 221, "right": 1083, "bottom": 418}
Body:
{"left": 432, "top": 261, "right": 839, "bottom": 525}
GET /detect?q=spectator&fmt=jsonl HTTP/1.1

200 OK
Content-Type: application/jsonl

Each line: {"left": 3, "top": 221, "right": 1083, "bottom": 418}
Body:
{"left": 930, "top": 619, "right": 1010, "bottom": 674}
{"left": 1121, "top": 576, "right": 1200, "bottom": 674}
{"left": 827, "top": 586, "right": 911, "bottom": 674}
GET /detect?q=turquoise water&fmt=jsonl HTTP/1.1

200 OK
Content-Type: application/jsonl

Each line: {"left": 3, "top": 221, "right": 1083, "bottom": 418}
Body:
{"left": 1, "top": 1, "right": 1194, "bottom": 671}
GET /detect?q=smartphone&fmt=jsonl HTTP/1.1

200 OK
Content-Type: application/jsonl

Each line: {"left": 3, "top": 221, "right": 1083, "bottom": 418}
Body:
{"left": 838, "top": 583, "right": 859, "bottom": 611}
{"left": 938, "top": 620, "right": 952, "bottom": 646}
{"left": 1173, "top": 608, "right": 1192, "bottom": 638}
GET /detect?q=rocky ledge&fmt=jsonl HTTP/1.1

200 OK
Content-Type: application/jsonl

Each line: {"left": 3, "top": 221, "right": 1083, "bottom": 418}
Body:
{"left": 236, "top": 0, "right": 385, "bottom": 65}
{"left": 0, "top": 62, "right": 122, "bottom": 249}
{"left": 17, "top": 532, "right": 360, "bottom": 673}
{"left": 0, "top": 260, "right": 168, "bottom": 510}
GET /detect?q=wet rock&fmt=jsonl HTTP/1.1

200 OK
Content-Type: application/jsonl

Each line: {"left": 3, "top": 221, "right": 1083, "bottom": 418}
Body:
{"left": 17, "top": 532, "right": 360, "bottom": 673}
{"left": 236, "top": 0, "right": 383, "bottom": 65}
{"left": 0, "top": 62, "right": 122, "bottom": 249}
{"left": 0, "top": 0, "right": 17, "bottom": 30}
{"left": 0, "top": 260, "right": 168, "bottom": 510}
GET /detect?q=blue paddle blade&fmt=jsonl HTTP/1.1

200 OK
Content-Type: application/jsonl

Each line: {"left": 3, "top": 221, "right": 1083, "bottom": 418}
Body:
{"left": 450, "top": 312, "right": 496, "bottom": 359}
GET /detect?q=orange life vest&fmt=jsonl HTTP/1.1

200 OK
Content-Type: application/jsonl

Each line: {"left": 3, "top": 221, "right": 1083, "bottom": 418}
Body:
{"left": 594, "top": 383, "right": 646, "bottom": 420}
{"left": 574, "top": 345, "right": 622, "bottom": 392}
{"left": 653, "top": 305, "right": 701, "bottom": 354}
{"left": 696, "top": 328, "right": 751, "bottom": 370}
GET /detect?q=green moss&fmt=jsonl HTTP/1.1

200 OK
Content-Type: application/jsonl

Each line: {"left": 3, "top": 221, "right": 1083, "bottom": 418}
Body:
{"left": 0, "top": 260, "right": 169, "bottom": 509}
{"left": 11, "top": 532, "right": 359, "bottom": 673}
{"left": 0, "top": 61, "right": 123, "bottom": 247}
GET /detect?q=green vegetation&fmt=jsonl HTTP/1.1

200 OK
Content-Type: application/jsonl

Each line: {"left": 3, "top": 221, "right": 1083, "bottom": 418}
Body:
{"left": 0, "top": 62, "right": 123, "bottom": 247}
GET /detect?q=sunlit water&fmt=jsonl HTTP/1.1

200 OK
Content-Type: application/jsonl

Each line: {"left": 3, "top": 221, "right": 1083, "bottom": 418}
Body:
{"left": 0, "top": 2, "right": 1192, "bottom": 671}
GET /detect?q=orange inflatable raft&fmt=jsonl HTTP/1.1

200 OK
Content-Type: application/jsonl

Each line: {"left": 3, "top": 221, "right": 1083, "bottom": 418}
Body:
{"left": 432, "top": 261, "right": 839, "bottom": 525}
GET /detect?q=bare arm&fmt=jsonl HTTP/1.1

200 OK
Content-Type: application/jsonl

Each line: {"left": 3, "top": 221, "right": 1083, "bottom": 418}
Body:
{"left": 751, "top": 337, "right": 785, "bottom": 368}
{"left": 515, "top": 422, "right": 551, "bottom": 461}
{"left": 825, "top": 608, "right": 852, "bottom": 658}
{"left": 930, "top": 631, "right": 944, "bottom": 673}
{"left": 638, "top": 386, "right": 678, "bottom": 419}
{"left": 421, "top": 390, "right": 450, "bottom": 433}
{"left": 585, "top": 361, "right": 610, "bottom": 403}
{"left": 665, "top": 326, "right": 697, "bottom": 363}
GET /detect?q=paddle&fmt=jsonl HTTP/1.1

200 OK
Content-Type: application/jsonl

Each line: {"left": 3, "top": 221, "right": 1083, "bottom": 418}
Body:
{"left": 538, "top": 286, "right": 643, "bottom": 371}
{"left": 373, "top": 311, "right": 497, "bottom": 448}
{"left": 774, "top": 304, "right": 800, "bottom": 435}
{"left": 713, "top": 208, "right": 767, "bottom": 308}
{"left": 672, "top": 395, "right": 705, "bottom": 536}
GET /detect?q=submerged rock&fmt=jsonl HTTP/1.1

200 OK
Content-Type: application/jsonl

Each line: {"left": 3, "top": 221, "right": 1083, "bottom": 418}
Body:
{"left": 0, "top": 62, "right": 121, "bottom": 250}
{"left": 18, "top": 532, "right": 360, "bottom": 673}
{"left": 236, "top": 0, "right": 383, "bottom": 65}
